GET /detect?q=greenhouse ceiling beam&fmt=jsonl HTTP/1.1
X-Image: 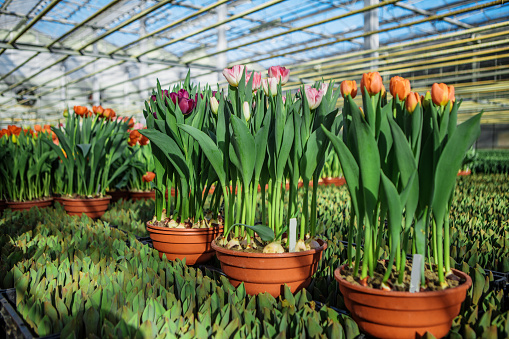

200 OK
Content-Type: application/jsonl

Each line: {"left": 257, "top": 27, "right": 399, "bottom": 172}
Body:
{"left": 135, "top": 0, "right": 285, "bottom": 58}
{"left": 394, "top": 2, "right": 472, "bottom": 29}
{"left": 47, "top": 0, "right": 124, "bottom": 49}
{"left": 107, "top": 0, "right": 230, "bottom": 55}
{"left": 293, "top": 35, "right": 509, "bottom": 80}
{"left": 0, "top": 0, "right": 13, "bottom": 11}
{"left": 184, "top": 0, "right": 400, "bottom": 65}
{"left": 76, "top": 0, "right": 174, "bottom": 52}
{"left": 6, "top": 0, "right": 62, "bottom": 45}
{"left": 239, "top": 0, "right": 504, "bottom": 66}
{"left": 289, "top": 21, "right": 509, "bottom": 71}
{"left": 0, "top": 52, "right": 39, "bottom": 82}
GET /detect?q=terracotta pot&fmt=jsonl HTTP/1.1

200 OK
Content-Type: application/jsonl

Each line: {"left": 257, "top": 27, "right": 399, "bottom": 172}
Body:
{"left": 108, "top": 190, "right": 130, "bottom": 202}
{"left": 334, "top": 264, "right": 472, "bottom": 339}
{"left": 0, "top": 200, "right": 6, "bottom": 214}
{"left": 212, "top": 238, "right": 327, "bottom": 297}
{"left": 6, "top": 197, "right": 54, "bottom": 211}
{"left": 130, "top": 190, "right": 155, "bottom": 201}
{"left": 457, "top": 170, "right": 471, "bottom": 176}
{"left": 59, "top": 196, "right": 111, "bottom": 218}
{"left": 147, "top": 222, "right": 223, "bottom": 265}
{"left": 322, "top": 177, "right": 346, "bottom": 187}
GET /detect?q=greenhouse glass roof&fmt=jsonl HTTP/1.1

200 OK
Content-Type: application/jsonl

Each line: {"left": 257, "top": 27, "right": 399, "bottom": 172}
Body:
{"left": 0, "top": 0, "right": 507, "bottom": 125}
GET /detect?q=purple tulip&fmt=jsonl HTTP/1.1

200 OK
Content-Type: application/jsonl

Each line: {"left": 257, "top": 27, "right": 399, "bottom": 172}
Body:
{"left": 179, "top": 98, "right": 196, "bottom": 115}
{"left": 177, "top": 89, "right": 189, "bottom": 99}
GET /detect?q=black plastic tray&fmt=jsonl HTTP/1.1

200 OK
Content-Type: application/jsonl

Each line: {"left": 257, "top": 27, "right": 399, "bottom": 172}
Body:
{"left": 0, "top": 289, "right": 59, "bottom": 339}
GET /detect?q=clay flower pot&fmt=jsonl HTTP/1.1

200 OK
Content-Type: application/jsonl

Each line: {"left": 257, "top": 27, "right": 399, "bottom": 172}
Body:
{"left": 108, "top": 190, "right": 130, "bottom": 202}
{"left": 0, "top": 200, "right": 7, "bottom": 214}
{"left": 322, "top": 177, "right": 346, "bottom": 187}
{"left": 457, "top": 169, "right": 471, "bottom": 176}
{"left": 130, "top": 190, "right": 155, "bottom": 201}
{"left": 334, "top": 264, "right": 472, "bottom": 339}
{"left": 6, "top": 197, "right": 54, "bottom": 212}
{"left": 59, "top": 196, "right": 111, "bottom": 218}
{"left": 147, "top": 222, "right": 223, "bottom": 265}
{"left": 212, "top": 238, "right": 327, "bottom": 297}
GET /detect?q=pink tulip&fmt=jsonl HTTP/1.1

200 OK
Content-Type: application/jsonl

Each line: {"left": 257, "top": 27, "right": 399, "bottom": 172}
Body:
{"left": 268, "top": 66, "right": 290, "bottom": 85}
{"left": 222, "top": 65, "right": 245, "bottom": 87}
{"left": 246, "top": 71, "right": 262, "bottom": 91}
{"left": 242, "top": 101, "right": 250, "bottom": 121}
{"left": 133, "top": 122, "right": 145, "bottom": 130}
{"left": 262, "top": 77, "right": 278, "bottom": 97}
{"left": 304, "top": 85, "right": 325, "bottom": 110}
{"left": 320, "top": 82, "right": 329, "bottom": 94}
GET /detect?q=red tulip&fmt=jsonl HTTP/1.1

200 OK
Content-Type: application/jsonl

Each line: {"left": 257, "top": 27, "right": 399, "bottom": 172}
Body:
{"left": 178, "top": 97, "right": 196, "bottom": 115}
{"left": 390, "top": 76, "right": 411, "bottom": 101}
{"left": 360, "top": 72, "right": 383, "bottom": 96}
{"left": 340, "top": 80, "right": 357, "bottom": 99}
{"left": 128, "top": 129, "right": 141, "bottom": 146}
{"left": 92, "top": 105, "right": 104, "bottom": 115}
{"left": 142, "top": 172, "right": 156, "bottom": 182}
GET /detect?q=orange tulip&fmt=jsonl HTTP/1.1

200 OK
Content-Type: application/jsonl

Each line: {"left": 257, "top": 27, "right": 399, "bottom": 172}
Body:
{"left": 74, "top": 106, "right": 88, "bottom": 116}
{"left": 405, "top": 92, "right": 421, "bottom": 114}
{"left": 92, "top": 105, "right": 104, "bottom": 115}
{"left": 360, "top": 72, "right": 383, "bottom": 96}
{"left": 0, "top": 129, "right": 6, "bottom": 138}
{"left": 124, "top": 117, "right": 135, "bottom": 128}
{"left": 390, "top": 76, "right": 411, "bottom": 101}
{"left": 431, "top": 83, "right": 450, "bottom": 106}
{"left": 340, "top": 80, "right": 358, "bottom": 99}
{"left": 448, "top": 85, "right": 455, "bottom": 104}
{"left": 103, "top": 108, "right": 116, "bottom": 120}
{"left": 34, "top": 125, "right": 42, "bottom": 132}
{"left": 142, "top": 172, "right": 156, "bottom": 182}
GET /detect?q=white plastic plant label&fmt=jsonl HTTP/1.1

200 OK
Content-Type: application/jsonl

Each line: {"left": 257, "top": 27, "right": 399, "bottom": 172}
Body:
{"left": 410, "top": 254, "right": 423, "bottom": 293}
{"left": 289, "top": 218, "right": 297, "bottom": 252}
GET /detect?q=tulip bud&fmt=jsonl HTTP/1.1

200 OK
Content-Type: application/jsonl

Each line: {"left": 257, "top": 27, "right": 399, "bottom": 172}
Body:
{"left": 431, "top": 83, "right": 449, "bottom": 106}
{"left": 390, "top": 76, "right": 411, "bottom": 101}
{"left": 222, "top": 65, "right": 245, "bottom": 87}
{"left": 262, "top": 77, "right": 278, "bottom": 97}
{"left": 210, "top": 97, "right": 219, "bottom": 114}
{"left": 340, "top": 80, "right": 357, "bottom": 99}
{"left": 268, "top": 66, "right": 290, "bottom": 85}
{"left": 422, "top": 91, "right": 432, "bottom": 110}
{"left": 242, "top": 101, "right": 251, "bottom": 121}
{"left": 63, "top": 109, "right": 68, "bottom": 117}
{"left": 360, "top": 72, "right": 383, "bottom": 96}
{"left": 304, "top": 85, "right": 325, "bottom": 110}
{"left": 405, "top": 92, "right": 420, "bottom": 114}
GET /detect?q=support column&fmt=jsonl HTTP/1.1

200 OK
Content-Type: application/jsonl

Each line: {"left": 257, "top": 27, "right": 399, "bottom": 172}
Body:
{"left": 364, "top": 0, "right": 379, "bottom": 66}
{"left": 139, "top": 19, "right": 149, "bottom": 100}
{"left": 217, "top": 4, "right": 227, "bottom": 82}
{"left": 92, "top": 44, "right": 100, "bottom": 106}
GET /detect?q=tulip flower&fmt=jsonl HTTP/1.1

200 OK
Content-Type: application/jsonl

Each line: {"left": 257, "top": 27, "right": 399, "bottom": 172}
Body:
{"left": 448, "top": 85, "right": 455, "bottom": 104}
{"left": 92, "top": 105, "right": 104, "bottom": 115}
{"left": 431, "top": 83, "right": 450, "bottom": 106}
{"left": 133, "top": 123, "right": 144, "bottom": 130}
{"left": 320, "top": 82, "right": 329, "bottom": 94}
{"left": 34, "top": 125, "right": 42, "bottom": 133}
{"left": 210, "top": 97, "right": 219, "bottom": 114}
{"left": 405, "top": 92, "right": 421, "bottom": 114}
{"left": 246, "top": 71, "right": 262, "bottom": 91}
{"left": 222, "top": 65, "right": 245, "bottom": 87}
{"left": 422, "top": 91, "right": 431, "bottom": 109}
{"left": 74, "top": 106, "right": 88, "bottom": 117}
{"left": 142, "top": 171, "right": 156, "bottom": 182}
{"left": 268, "top": 66, "right": 290, "bottom": 85}
{"left": 102, "top": 108, "right": 116, "bottom": 120}
{"left": 304, "top": 85, "right": 325, "bottom": 110}
{"left": 177, "top": 89, "right": 189, "bottom": 99}
{"left": 360, "top": 72, "right": 383, "bottom": 96}
{"left": 390, "top": 76, "right": 411, "bottom": 101}
{"left": 139, "top": 133, "right": 150, "bottom": 146}
{"left": 262, "top": 77, "right": 278, "bottom": 97}
{"left": 63, "top": 109, "right": 68, "bottom": 117}
{"left": 242, "top": 101, "right": 251, "bottom": 121}
{"left": 128, "top": 129, "right": 141, "bottom": 146}
{"left": 340, "top": 80, "right": 357, "bottom": 98}
{"left": 178, "top": 97, "right": 196, "bottom": 115}
{"left": 7, "top": 125, "right": 22, "bottom": 137}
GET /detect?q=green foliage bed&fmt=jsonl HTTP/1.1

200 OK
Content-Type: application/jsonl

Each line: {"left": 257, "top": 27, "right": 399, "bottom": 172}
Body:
{"left": 0, "top": 174, "right": 508, "bottom": 338}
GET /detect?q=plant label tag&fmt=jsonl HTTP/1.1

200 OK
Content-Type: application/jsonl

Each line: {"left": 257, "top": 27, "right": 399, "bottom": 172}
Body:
{"left": 289, "top": 218, "right": 297, "bottom": 252}
{"left": 410, "top": 254, "right": 423, "bottom": 293}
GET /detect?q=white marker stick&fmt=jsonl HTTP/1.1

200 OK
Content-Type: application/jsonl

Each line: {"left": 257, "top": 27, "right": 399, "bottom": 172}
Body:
{"left": 409, "top": 254, "right": 423, "bottom": 293}
{"left": 289, "top": 218, "right": 297, "bottom": 252}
